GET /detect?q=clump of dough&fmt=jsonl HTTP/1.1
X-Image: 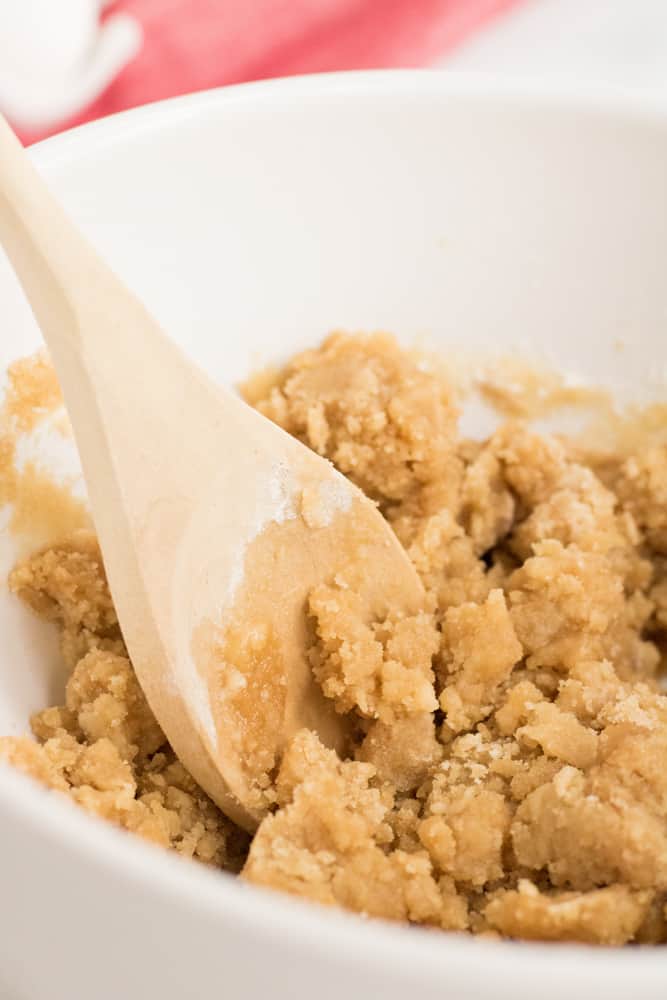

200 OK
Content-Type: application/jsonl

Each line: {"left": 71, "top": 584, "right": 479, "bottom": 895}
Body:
{"left": 247, "top": 331, "right": 461, "bottom": 519}
{"left": 4, "top": 333, "right": 667, "bottom": 946}
{"left": 438, "top": 589, "right": 522, "bottom": 734}
{"left": 615, "top": 445, "right": 667, "bottom": 555}
{"left": 485, "top": 881, "right": 654, "bottom": 946}
{"left": 307, "top": 584, "right": 438, "bottom": 721}
{"left": 9, "top": 531, "right": 125, "bottom": 668}
{"left": 1, "top": 533, "right": 249, "bottom": 871}
{"left": 243, "top": 729, "right": 468, "bottom": 930}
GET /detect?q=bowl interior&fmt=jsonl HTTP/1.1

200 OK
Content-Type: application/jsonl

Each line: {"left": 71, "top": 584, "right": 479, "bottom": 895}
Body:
{"left": 1, "top": 73, "right": 667, "bottom": 1000}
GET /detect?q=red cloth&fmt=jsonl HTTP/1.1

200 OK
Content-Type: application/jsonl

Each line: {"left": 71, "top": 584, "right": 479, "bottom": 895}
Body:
{"left": 20, "top": 0, "right": 522, "bottom": 143}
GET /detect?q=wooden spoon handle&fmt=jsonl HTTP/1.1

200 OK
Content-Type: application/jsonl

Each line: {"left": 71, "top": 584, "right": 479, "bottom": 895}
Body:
{"left": 0, "top": 114, "right": 115, "bottom": 358}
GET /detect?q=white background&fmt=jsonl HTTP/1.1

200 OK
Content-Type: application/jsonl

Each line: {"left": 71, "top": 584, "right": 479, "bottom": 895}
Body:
{"left": 441, "top": 0, "right": 667, "bottom": 93}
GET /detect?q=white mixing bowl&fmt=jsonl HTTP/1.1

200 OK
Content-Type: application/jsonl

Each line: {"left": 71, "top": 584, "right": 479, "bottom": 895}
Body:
{"left": 0, "top": 71, "right": 665, "bottom": 1000}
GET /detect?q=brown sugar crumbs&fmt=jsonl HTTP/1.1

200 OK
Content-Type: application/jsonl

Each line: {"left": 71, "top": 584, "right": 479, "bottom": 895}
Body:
{"left": 2, "top": 332, "right": 667, "bottom": 946}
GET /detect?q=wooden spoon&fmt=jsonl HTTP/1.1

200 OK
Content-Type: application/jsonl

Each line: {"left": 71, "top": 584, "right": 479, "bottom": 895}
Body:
{"left": 0, "top": 115, "right": 425, "bottom": 831}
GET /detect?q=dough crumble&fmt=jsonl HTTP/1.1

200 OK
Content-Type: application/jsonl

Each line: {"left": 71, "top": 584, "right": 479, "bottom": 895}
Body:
{"left": 2, "top": 332, "right": 667, "bottom": 946}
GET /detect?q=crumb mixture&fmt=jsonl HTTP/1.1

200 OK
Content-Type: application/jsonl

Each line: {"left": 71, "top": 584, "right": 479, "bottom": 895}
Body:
{"left": 2, "top": 333, "right": 667, "bottom": 945}
{"left": 0, "top": 352, "right": 90, "bottom": 544}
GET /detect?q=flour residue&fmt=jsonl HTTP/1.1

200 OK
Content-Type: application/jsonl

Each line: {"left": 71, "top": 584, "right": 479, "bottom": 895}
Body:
{"left": 221, "top": 458, "right": 298, "bottom": 613}
{"left": 300, "top": 471, "right": 354, "bottom": 529}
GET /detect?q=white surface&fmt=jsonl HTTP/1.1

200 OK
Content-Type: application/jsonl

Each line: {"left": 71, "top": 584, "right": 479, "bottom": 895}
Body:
{"left": 444, "top": 0, "right": 667, "bottom": 92}
{"left": 1, "top": 73, "right": 667, "bottom": 1000}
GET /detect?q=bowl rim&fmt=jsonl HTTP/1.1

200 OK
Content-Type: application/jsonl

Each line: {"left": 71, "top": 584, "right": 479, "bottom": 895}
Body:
{"left": 25, "top": 66, "right": 667, "bottom": 168}
{"left": 2, "top": 69, "right": 667, "bottom": 985}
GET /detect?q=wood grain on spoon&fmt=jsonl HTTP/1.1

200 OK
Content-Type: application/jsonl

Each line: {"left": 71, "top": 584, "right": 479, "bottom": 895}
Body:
{"left": 0, "top": 115, "right": 425, "bottom": 831}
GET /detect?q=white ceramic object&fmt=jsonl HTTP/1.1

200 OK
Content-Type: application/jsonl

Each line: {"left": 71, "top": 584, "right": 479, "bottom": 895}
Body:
{"left": 0, "top": 0, "right": 141, "bottom": 130}
{"left": 0, "top": 72, "right": 666, "bottom": 1000}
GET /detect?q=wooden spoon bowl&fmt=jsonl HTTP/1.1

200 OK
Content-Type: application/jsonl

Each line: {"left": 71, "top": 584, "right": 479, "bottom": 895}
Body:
{"left": 0, "top": 114, "right": 424, "bottom": 830}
